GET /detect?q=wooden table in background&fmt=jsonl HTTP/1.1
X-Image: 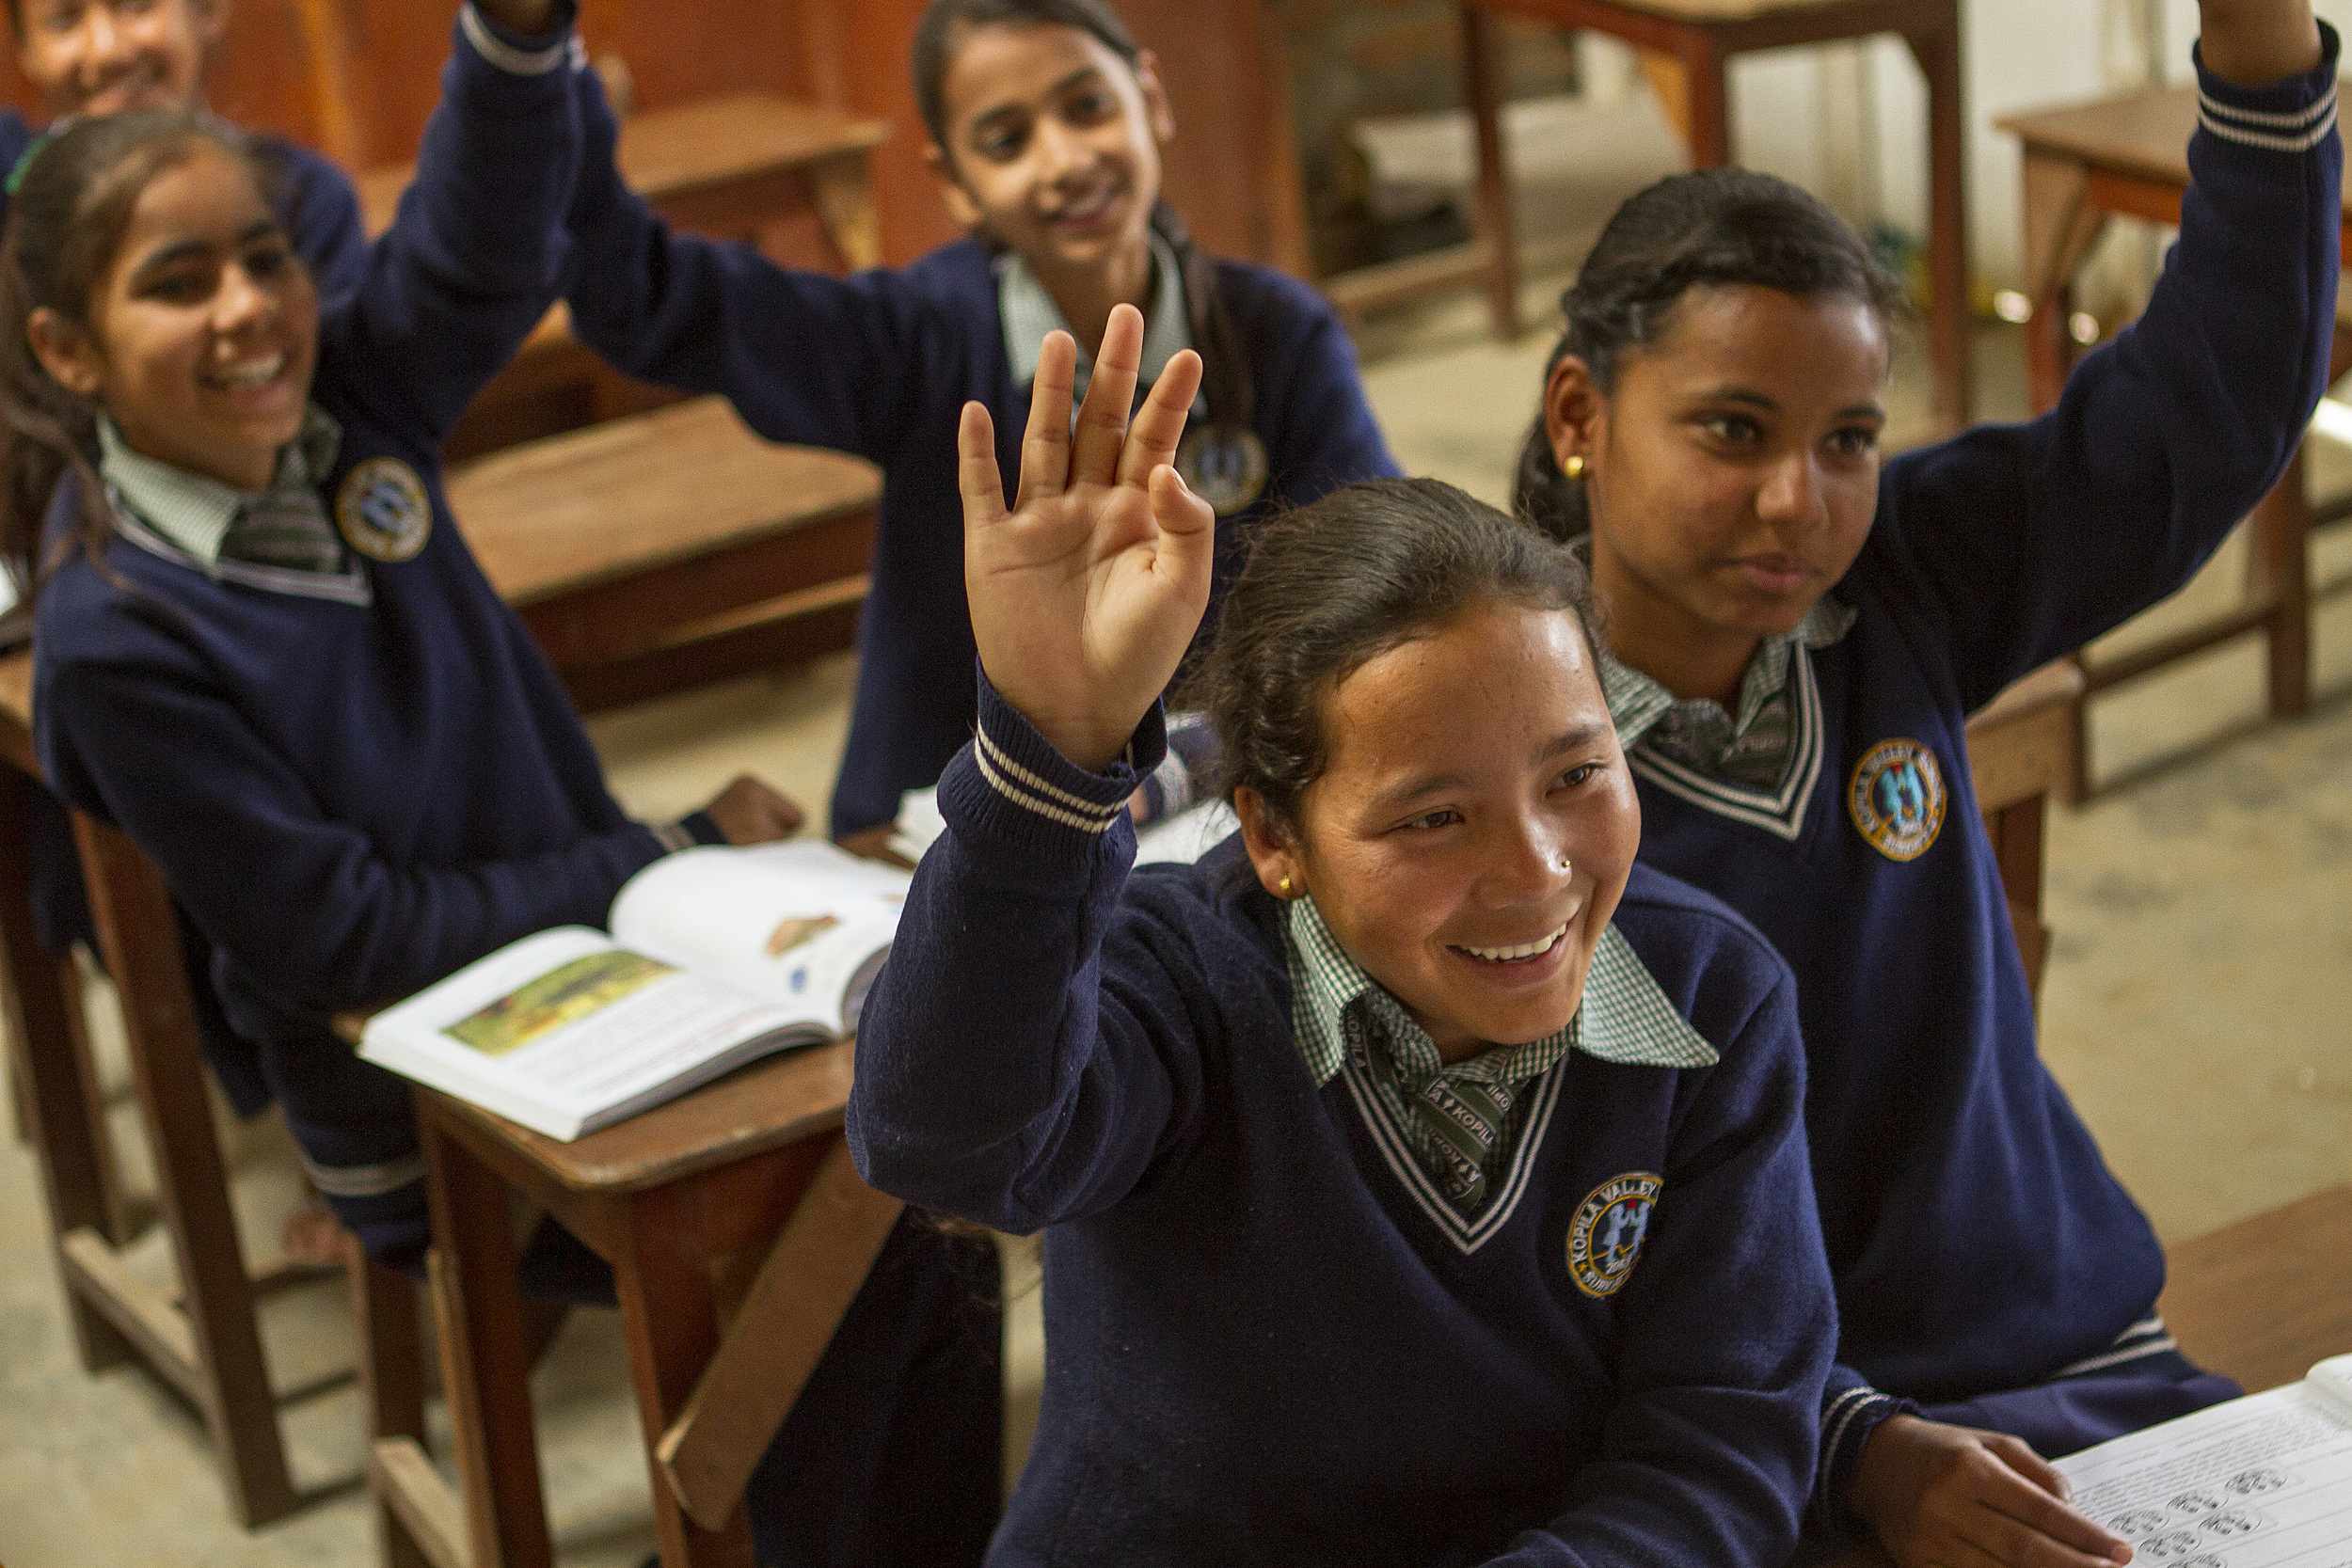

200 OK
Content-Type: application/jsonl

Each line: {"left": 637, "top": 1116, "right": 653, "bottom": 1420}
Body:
{"left": 1444, "top": 0, "right": 1972, "bottom": 427}
{"left": 2161, "top": 1184, "right": 2352, "bottom": 1396}
{"left": 360, "top": 92, "right": 889, "bottom": 462}
{"left": 1997, "top": 84, "right": 2352, "bottom": 795}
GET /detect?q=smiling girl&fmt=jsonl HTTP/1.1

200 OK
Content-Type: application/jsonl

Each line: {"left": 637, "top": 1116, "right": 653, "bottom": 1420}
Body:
{"left": 1508, "top": 0, "right": 2337, "bottom": 1563}
{"left": 847, "top": 304, "right": 1837, "bottom": 1567}
{"left": 1, "top": 10, "right": 999, "bottom": 1560}
{"left": 558, "top": 0, "right": 1396, "bottom": 840}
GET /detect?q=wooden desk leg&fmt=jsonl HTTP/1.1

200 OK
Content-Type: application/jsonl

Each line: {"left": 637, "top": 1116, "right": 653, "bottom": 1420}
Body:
{"left": 1984, "top": 795, "right": 2052, "bottom": 1006}
{"left": 1460, "top": 4, "right": 1522, "bottom": 340}
{"left": 616, "top": 1183, "right": 758, "bottom": 1568}
{"left": 349, "top": 1244, "right": 434, "bottom": 1568}
{"left": 2249, "top": 439, "right": 2313, "bottom": 721}
{"left": 1680, "top": 39, "right": 1733, "bottom": 166}
{"left": 0, "top": 768, "right": 135, "bottom": 1373}
{"left": 75, "top": 812, "right": 299, "bottom": 1528}
{"left": 422, "top": 1110, "right": 554, "bottom": 1568}
{"left": 805, "top": 156, "right": 883, "bottom": 273}
{"left": 1906, "top": 7, "right": 1973, "bottom": 428}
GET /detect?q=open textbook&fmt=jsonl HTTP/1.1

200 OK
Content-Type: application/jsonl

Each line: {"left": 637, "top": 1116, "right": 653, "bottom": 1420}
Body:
{"left": 359, "top": 841, "right": 910, "bottom": 1140}
{"left": 2054, "top": 1354, "right": 2352, "bottom": 1568}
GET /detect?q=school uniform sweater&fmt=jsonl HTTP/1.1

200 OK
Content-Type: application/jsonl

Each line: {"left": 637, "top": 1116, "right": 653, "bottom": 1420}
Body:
{"left": 8, "top": 108, "right": 372, "bottom": 1114}
{"left": 850, "top": 676, "right": 1837, "bottom": 1568}
{"left": 555, "top": 73, "right": 1400, "bottom": 836}
{"left": 27, "top": 8, "right": 638, "bottom": 1257}
{"left": 1609, "top": 39, "right": 2342, "bottom": 1530}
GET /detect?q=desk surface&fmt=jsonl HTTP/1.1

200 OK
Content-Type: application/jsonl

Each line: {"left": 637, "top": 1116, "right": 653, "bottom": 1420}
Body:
{"left": 445, "top": 398, "right": 879, "bottom": 607}
{"left": 2000, "top": 82, "right": 2352, "bottom": 199}
{"left": 358, "top": 91, "right": 891, "bottom": 236}
{"left": 2159, "top": 1183, "right": 2352, "bottom": 1395}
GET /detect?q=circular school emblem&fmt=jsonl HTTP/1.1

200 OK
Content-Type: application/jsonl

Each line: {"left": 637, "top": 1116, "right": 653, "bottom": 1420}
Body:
{"left": 335, "top": 458, "right": 433, "bottom": 562}
{"left": 1565, "top": 1172, "right": 1662, "bottom": 1298}
{"left": 1847, "top": 738, "right": 1947, "bottom": 863}
{"left": 1174, "top": 426, "right": 1268, "bottom": 516}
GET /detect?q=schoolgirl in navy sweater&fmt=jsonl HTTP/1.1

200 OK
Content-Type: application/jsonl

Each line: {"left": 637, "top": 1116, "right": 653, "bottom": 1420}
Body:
{"left": 557, "top": 0, "right": 1398, "bottom": 838}
{"left": 850, "top": 308, "right": 1836, "bottom": 1567}
{"left": 3, "top": 11, "right": 1000, "bottom": 1562}
{"left": 1504, "top": 0, "right": 2340, "bottom": 1560}
{"left": 2, "top": 0, "right": 369, "bottom": 1117}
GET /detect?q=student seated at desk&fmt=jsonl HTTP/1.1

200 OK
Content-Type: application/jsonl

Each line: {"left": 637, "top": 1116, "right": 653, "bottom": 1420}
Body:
{"left": 850, "top": 307, "right": 1837, "bottom": 1568}
{"left": 1, "top": 9, "right": 1000, "bottom": 1563}
{"left": 3, "top": 0, "right": 370, "bottom": 1126}
{"left": 558, "top": 0, "right": 1398, "bottom": 841}
{"left": 1497, "top": 0, "right": 2336, "bottom": 1561}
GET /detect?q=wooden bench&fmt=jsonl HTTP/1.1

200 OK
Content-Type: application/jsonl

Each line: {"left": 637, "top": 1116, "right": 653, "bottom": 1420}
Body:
{"left": 445, "top": 397, "right": 881, "bottom": 711}
{"left": 1997, "top": 84, "right": 2352, "bottom": 797}
{"left": 358, "top": 91, "right": 889, "bottom": 462}
{"left": 2160, "top": 1183, "right": 2352, "bottom": 1395}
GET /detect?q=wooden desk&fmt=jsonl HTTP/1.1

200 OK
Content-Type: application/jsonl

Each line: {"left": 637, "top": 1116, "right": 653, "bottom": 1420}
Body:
{"left": 1452, "top": 0, "right": 1972, "bottom": 427}
{"left": 360, "top": 92, "right": 889, "bottom": 462}
{"left": 1998, "top": 85, "right": 2352, "bottom": 795}
{"left": 1965, "top": 660, "right": 2082, "bottom": 998}
{"left": 2160, "top": 1183, "right": 2352, "bottom": 1396}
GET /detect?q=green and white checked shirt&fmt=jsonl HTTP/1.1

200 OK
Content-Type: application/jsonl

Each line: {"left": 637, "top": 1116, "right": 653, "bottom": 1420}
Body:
{"left": 99, "top": 406, "right": 348, "bottom": 577}
{"left": 1284, "top": 894, "right": 1717, "bottom": 1216}
{"left": 999, "top": 229, "right": 1196, "bottom": 411}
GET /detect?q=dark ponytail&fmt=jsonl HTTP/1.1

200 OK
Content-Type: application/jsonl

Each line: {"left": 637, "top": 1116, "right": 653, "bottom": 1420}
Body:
{"left": 910, "top": 0, "right": 1252, "bottom": 436}
{"left": 1513, "top": 166, "right": 1910, "bottom": 543}
{"left": 1, "top": 110, "right": 266, "bottom": 594}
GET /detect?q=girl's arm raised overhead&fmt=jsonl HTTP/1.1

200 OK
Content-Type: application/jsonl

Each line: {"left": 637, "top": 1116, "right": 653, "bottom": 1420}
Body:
{"left": 850, "top": 306, "right": 1221, "bottom": 1226}
{"left": 1877, "top": 0, "right": 2336, "bottom": 712}
{"left": 557, "top": 66, "right": 934, "bottom": 466}
{"left": 326, "top": 1, "right": 583, "bottom": 447}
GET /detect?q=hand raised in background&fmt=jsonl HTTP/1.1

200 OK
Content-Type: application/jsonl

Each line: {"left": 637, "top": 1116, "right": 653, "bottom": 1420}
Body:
{"left": 958, "top": 304, "right": 1215, "bottom": 773}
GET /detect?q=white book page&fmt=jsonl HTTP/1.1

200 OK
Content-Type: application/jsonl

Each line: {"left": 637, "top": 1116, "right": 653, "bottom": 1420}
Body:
{"left": 2054, "top": 1366, "right": 2352, "bottom": 1568}
{"left": 358, "top": 927, "right": 806, "bottom": 1136}
{"left": 610, "top": 842, "right": 909, "bottom": 1033}
{"left": 1136, "top": 800, "right": 1238, "bottom": 864}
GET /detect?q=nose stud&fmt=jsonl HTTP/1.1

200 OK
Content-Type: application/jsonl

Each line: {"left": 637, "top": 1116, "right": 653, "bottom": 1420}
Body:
{"left": 1557, "top": 857, "right": 1572, "bottom": 873}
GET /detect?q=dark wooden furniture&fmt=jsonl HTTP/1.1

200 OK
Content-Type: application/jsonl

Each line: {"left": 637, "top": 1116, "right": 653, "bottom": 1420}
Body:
{"left": 1998, "top": 85, "right": 2352, "bottom": 796}
{"left": 1965, "top": 659, "right": 2082, "bottom": 1001}
{"left": 358, "top": 92, "right": 889, "bottom": 461}
{"left": 2160, "top": 1183, "right": 2352, "bottom": 1396}
{"left": 357, "top": 1048, "right": 904, "bottom": 1568}
{"left": 0, "top": 656, "right": 336, "bottom": 1528}
{"left": 444, "top": 398, "right": 881, "bottom": 711}
{"left": 1454, "top": 0, "right": 1974, "bottom": 425}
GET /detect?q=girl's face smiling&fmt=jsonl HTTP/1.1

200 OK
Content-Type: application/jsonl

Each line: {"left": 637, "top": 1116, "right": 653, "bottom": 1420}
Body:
{"left": 932, "top": 21, "right": 1171, "bottom": 281}
{"left": 1549, "top": 283, "right": 1888, "bottom": 699}
{"left": 34, "top": 141, "right": 317, "bottom": 493}
{"left": 1240, "top": 602, "right": 1640, "bottom": 1062}
{"left": 16, "top": 0, "right": 221, "bottom": 119}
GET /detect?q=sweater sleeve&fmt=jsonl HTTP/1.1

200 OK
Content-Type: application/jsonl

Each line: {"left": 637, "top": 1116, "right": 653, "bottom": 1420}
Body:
{"left": 848, "top": 671, "right": 1222, "bottom": 1233}
{"left": 558, "top": 63, "right": 930, "bottom": 464}
{"left": 40, "top": 648, "right": 669, "bottom": 1019}
{"left": 1872, "top": 31, "right": 2341, "bottom": 713}
{"left": 323, "top": 4, "right": 582, "bottom": 448}
{"left": 271, "top": 139, "right": 371, "bottom": 316}
{"left": 1493, "top": 959, "right": 1836, "bottom": 1568}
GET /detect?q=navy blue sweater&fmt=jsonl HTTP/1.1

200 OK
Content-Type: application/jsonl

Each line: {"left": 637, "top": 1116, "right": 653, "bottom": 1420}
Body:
{"left": 851, "top": 679, "right": 1836, "bottom": 1568}
{"left": 556, "top": 73, "right": 1399, "bottom": 836}
{"left": 26, "top": 16, "right": 664, "bottom": 1256}
{"left": 1615, "top": 41, "right": 2342, "bottom": 1526}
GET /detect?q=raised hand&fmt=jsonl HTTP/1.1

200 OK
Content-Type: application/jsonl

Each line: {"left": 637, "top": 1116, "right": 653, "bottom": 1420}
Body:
{"left": 959, "top": 303, "right": 1215, "bottom": 772}
{"left": 2196, "top": 0, "right": 2321, "bottom": 86}
{"left": 471, "top": 0, "right": 566, "bottom": 40}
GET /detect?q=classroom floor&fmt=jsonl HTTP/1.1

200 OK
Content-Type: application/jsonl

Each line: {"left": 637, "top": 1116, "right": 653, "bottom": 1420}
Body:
{"left": 3, "top": 293, "right": 2349, "bottom": 1566}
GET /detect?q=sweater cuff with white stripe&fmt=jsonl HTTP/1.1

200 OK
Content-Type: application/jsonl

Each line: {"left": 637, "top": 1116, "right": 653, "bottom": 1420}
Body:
{"left": 459, "top": 1, "right": 582, "bottom": 74}
{"left": 1813, "top": 1375, "right": 1922, "bottom": 1546}
{"left": 939, "top": 664, "right": 1166, "bottom": 863}
{"left": 2191, "top": 21, "right": 2339, "bottom": 155}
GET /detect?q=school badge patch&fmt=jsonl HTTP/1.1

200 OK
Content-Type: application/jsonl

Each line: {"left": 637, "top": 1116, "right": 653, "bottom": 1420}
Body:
{"left": 1565, "top": 1172, "right": 1661, "bottom": 1298}
{"left": 1175, "top": 426, "right": 1268, "bottom": 516}
{"left": 335, "top": 458, "right": 432, "bottom": 562}
{"left": 1847, "top": 738, "right": 1947, "bottom": 862}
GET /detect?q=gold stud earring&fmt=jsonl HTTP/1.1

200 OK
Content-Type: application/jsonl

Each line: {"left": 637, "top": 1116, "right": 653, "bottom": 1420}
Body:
{"left": 1558, "top": 857, "right": 1573, "bottom": 873}
{"left": 1563, "top": 453, "right": 1585, "bottom": 482}
{"left": 1279, "top": 876, "right": 1295, "bottom": 898}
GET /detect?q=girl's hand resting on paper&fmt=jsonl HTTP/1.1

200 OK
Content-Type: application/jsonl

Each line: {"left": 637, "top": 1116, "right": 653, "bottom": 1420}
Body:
{"left": 958, "top": 303, "right": 1215, "bottom": 773}
{"left": 702, "top": 775, "right": 804, "bottom": 846}
{"left": 1852, "top": 1415, "right": 2133, "bottom": 1568}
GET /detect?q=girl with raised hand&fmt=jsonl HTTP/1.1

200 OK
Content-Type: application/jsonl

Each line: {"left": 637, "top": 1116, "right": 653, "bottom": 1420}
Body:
{"left": 1507, "top": 0, "right": 2336, "bottom": 1562}
{"left": 849, "top": 301, "right": 1838, "bottom": 1568}
{"left": 557, "top": 0, "right": 1397, "bottom": 842}
{"left": 4, "top": 10, "right": 1000, "bottom": 1560}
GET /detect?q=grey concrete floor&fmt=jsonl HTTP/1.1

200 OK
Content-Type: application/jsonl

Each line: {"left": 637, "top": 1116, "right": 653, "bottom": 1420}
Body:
{"left": 4, "top": 296, "right": 2348, "bottom": 1565}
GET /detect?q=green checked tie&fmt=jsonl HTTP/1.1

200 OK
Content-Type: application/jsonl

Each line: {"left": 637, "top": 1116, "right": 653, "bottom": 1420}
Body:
{"left": 1411, "top": 1068, "right": 1514, "bottom": 1212}
{"left": 223, "top": 489, "right": 344, "bottom": 575}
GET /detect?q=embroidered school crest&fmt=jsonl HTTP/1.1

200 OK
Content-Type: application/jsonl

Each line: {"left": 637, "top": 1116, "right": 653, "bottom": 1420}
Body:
{"left": 1565, "top": 1172, "right": 1661, "bottom": 1298}
{"left": 1847, "top": 738, "right": 1947, "bottom": 862}
{"left": 1174, "top": 426, "right": 1268, "bottom": 516}
{"left": 335, "top": 458, "right": 432, "bottom": 562}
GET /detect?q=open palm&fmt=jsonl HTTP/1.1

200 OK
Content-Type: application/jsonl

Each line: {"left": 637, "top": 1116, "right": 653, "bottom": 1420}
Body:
{"left": 960, "top": 304, "right": 1216, "bottom": 772}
